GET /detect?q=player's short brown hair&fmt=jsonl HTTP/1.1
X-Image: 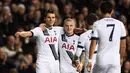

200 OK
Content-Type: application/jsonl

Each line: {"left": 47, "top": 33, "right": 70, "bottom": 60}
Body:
{"left": 100, "top": 1, "right": 114, "bottom": 14}
{"left": 44, "top": 9, "right": 56, "bottom": 17}
{"left": 86, "top": 13, "right": 98, "bottom": 25}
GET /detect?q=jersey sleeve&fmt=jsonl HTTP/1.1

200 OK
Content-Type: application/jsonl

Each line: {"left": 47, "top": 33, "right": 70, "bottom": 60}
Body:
{"left": 77, "top": 34, "right": 85, "bottom": 50}
{"left": 91, "top": 22, "right": 99, "bottom": 40}
{"left": 120, "top": 22, "right": 126, "bottom": 40}
{"left": 30, "top": 27, "right": 41, "bottom": 37}
{"left": 75, "top": 34, "right": 85, "bottom": 57}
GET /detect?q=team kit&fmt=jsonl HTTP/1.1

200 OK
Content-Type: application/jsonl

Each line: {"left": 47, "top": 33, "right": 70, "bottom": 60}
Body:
{"left": 15, "top": 1, "right": 126, "bottom": 73}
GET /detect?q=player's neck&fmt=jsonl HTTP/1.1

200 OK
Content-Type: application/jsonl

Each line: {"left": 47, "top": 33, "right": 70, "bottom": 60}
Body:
{"left": 104, "top": 13, "right": 111, "bottom": 18}
{"left": 45, "top": 24, "right": 53, "bottom": 29}
{"left": 65, "top": 32, "right": 74, "bottom": 37}
{"left": 87, "top": 25, "right": 93, "bottom": 29}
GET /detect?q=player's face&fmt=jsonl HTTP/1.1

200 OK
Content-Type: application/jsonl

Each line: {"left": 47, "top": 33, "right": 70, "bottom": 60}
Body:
{"left": 64, "top": 21, "right": 75, "bottom": 35}
{"left": 45, "top": 13, "right": 56, "bottom": 27}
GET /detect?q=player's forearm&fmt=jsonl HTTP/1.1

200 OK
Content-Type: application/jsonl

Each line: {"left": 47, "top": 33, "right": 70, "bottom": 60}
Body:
{"left": 76, "top": 52, "right": 85, "bottom": 72}
{"left": 19, "top": 31, "right": 32, "bottom": 37}
{"left": 80, "top": 51, "right": 85, "bottom": 65}
{"left": 73, "top": 48, "right": 83, "bottom": 66}
{"left": 75, "top": 49, "right": 83, "bottom": 60}
{"left": 89, "top": 40, "right": 96, "bottom": 59}
{"left": 120, "top": 39, "right": 126, "bottom": 60}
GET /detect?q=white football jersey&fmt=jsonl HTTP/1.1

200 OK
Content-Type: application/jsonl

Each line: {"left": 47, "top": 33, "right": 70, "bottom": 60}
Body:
{"left": 31, "top": 26, "right": 63, "bottom": 73}
{"left": 91, "top": 17, "right": 126, "bottom": 65}
{"left": 78, "top": 29, "right": 98, "bottom": 73}
{"left": 59, "top": 34, "right": 79, "bottom": 73}
{"left": 78, "top": 29, "right": 97, "bottom": 60}
{"left": 31, "top": 26, "right": 63, "bottom": 62}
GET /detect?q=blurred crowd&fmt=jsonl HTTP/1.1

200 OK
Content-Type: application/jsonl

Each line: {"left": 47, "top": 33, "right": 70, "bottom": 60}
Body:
{"left": 0, "top": 0, "right": 130, "bottom": 73}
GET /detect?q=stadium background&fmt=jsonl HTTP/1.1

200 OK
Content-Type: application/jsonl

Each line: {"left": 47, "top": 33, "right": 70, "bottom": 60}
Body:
{"left": 0, "top": 0, "right": 130, "bottom": 73}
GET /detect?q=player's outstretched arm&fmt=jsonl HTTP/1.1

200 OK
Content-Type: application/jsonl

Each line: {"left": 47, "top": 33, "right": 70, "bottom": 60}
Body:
{"left": 15, "top": 31, "right": 32, "bottom": 38}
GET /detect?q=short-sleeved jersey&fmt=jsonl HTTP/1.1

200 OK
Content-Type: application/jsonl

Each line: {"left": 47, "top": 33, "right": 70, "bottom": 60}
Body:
{"left": 91, "top": 17, "right": 126, "bottom": 65}
{"left": 31, "top": 26, "right": 63, "bottom": 62}
{"left": 78, "top": 29, "right": 98, "bottom": 61}
{"left": 59, "top": 34, "right": 79, "bottom": 73}
{"left": 78, "top": 30, "right": 93, "bottom": 53}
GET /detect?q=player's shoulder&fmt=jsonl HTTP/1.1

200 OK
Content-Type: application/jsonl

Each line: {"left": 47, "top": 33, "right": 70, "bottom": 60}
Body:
{"left": 86, "top": 29, "right": 92, "bottom": 34}
{"left": 73, "top": 34, "right": 79, "bottom": 38}
{"left": 53, "top": 26, "right": 64, "bottom": 34}
{"left": 79, "top": 30, "right": 92, "bottom": 38}
{"left": 109, "top": 18, "right": 124, "bottom": 28}
{"left": 80, "top": 31, "right": 88, "bottom": 37}
{"left": 94, "top": 18, "right": 105, "bottom": 24}
{"left": 53, "top": 26, "right": 63, "bottom": 29}
{"left": 53, "top": 26, "right": 63, "bottom": 31}
{"left": 92, "top": 19, "right": 101, "bottom": 27}
{"left": 111, "top": 18, "right": 123, "bottom": 24}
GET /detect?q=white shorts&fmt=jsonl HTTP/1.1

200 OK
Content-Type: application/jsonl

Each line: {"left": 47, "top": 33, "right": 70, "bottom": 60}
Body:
{"left": 36, "top": 60, "right": 60, "bottom": 73}
{"left": 92, "top": 64, "right": 121, "bottom": 73}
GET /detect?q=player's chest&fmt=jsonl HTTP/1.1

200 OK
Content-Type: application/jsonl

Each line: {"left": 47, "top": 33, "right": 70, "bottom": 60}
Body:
{"left": 40, "top": 30, "right": 59, "bottom": 44}
{"left": 60, "top": 39, "right": 78, "bottom": 53}
{"left": 43, "top": 36, "right": 58, "bottom": 44}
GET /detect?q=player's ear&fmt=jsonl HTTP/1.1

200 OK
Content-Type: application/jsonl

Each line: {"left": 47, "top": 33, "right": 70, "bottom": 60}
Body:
{"left": 111, "top": 9, "right": 114, "bottom": 16}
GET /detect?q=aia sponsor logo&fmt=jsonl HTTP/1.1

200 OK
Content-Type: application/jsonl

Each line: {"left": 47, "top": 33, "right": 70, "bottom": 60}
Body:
{"left": 44, "top": 37, "right": 57, "bottom": 43}
{"left": 62, "top": 43, "right": 75, "bottom": 51}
